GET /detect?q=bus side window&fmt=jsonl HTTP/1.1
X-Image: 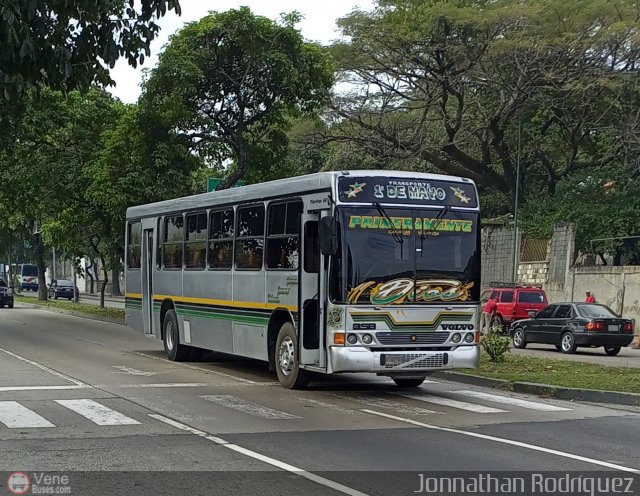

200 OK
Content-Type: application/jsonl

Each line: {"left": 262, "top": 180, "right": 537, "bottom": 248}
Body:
{"left": 303, "top": 221, "right": 319, "bottom": 273}
{"left": 127, "top": 221, "right": 142, "bottom": 269}
{"left": 163, "top": 215, "right": 184, "bottom": 269}
{"left": 185, "top": 212, "right": 207, "bottom": 269}
{"left": 266, "top": 201, "right": 302, "bottom": 270}
{"left": 156, "top": 217, "right": 163, "bottom": 269}
{"left": 235, "top": 205, "right": 265, "bottom": 270}
{"left": 208, "top": 209, "right": 234, "bottom": 270}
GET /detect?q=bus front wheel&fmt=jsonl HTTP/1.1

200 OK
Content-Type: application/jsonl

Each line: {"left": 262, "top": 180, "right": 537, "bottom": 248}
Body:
{"left": 392, "top": 377, "right": 427, "bottom": 388}
{"left": 275, "top": 322, "right": 309, "bottom": 389}
{"left": 163, "top": 309, "right": 190, "bottom": 362}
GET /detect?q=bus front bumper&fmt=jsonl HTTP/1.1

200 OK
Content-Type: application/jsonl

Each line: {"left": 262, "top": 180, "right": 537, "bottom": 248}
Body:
{"left": 329, "top": 345, "right": 480, "bottom": 374}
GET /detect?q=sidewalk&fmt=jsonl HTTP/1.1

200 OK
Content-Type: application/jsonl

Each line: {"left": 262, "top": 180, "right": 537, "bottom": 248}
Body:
{"left": 510, "top": 343, "right": 640, "bottom": 368}
{"left": 19, "top": 291, "right": 124, "bottom": 309}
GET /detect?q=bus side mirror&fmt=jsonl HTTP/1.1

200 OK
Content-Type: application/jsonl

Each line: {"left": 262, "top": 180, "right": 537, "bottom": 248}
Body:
{"left": 319, "top": 216, "right": 338, "bottom": 256}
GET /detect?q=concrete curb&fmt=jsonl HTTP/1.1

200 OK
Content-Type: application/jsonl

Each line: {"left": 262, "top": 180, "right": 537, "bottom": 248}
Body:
{"left": 16, "top": 300, "right": 125, "bottom": 326}
{"left": 433, "top": 371, "right": 640, "bottom": 406}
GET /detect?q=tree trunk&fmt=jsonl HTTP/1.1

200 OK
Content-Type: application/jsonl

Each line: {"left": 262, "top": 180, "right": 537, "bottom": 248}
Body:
{"left": 100, "top": 261, "right": 109, "bottom": 309}
{"left": 87, "top": 259, "right": 95, "bottom": 293}
{"left": 32, "top": 234, "right": 47, "bottom": 301}
{"left": 111, "top": 269, "right": 122, "bottom": 297}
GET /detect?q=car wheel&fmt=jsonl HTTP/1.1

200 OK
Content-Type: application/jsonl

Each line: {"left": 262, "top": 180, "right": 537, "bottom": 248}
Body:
{"left": 275, "top": 322, "right": 309, "bottom": 389}
{"left": 493, "top": 314, "right": 505, "bottom": 333}
{"left": 561, "top": 332, "right": 577, "bottom": 354}
{"left": 0, "top": 303, "right": 4, "bottom": 309}
{"left": 8, "top": 299, "right": 13, "bottom": 309}
{"left": 604, "top": 346, "right": 621, "bottom": 356}
{"left": 512, "top": 327, "right": 527, "bottom": 349}
{"left": 393, "top": 377, "right": 427, "bottom": 388}
{"left": 163, "top": 309, "right": 190, "bottom": 361}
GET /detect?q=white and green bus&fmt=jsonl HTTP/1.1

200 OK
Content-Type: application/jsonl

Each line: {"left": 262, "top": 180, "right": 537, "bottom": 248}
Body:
{"left": 125, "top": 171, "right": 481, "bottom": 388}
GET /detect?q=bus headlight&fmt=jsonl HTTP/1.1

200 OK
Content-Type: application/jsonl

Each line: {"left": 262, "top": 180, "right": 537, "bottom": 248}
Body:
{"left": 361, "top": 334, "right": 373, "bottom": 345}
{"left": 451, "top": 333, "right": 461, "bottom": 343}
{"left": 464, "top": 332, "right": 475, "bottom": 343}
{"left": 347, "top": 334, "right": 358, "bottom": 345}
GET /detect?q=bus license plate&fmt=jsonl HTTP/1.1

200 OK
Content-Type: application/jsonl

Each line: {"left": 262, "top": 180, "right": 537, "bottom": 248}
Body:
{"left": 608, "top": 325, "right": 619, "bottom": 332}
{"left": 383, "top": 355, "right": 405, "bottom": 367}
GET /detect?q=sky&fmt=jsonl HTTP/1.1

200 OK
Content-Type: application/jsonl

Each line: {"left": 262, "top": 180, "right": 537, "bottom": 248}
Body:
{"left": 109, "top": 0, "right": 374, "bottom": 103}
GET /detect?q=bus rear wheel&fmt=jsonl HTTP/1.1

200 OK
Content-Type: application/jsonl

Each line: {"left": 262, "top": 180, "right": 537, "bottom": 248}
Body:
{"left": 163, "top": 309, "right": 190, "bottom": 362}
{"left": 275, "top": 322, "right": 309, "bottom": 389}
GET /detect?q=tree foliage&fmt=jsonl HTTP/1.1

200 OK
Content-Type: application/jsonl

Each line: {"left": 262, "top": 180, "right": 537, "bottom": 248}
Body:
{"left": 141, "top": 7, "right": 334, "bottom": 189}
{"left": 331, "top": 0, "right": 640, "bottom": 198}
{"left": 0, "top": 0, "right": 181, "bottom": 97}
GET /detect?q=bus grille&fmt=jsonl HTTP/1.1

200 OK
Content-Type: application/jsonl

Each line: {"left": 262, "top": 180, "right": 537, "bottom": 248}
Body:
{"left": 380, "top": 353, "right": 447, "bottom": 369}
{"left": 376, "top": 332, "right": 449, "bottom": 345}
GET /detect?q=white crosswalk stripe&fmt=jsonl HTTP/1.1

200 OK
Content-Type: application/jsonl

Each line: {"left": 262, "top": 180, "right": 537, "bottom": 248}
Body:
{"left": 453, "top": 390, "right": 572, "bottom": 412}
{"left": 0, "top": 401, "right": 55, "bottom": 428}
{"left": 395, "top": 393, "right": 509, "bottom": 413}
{"left": 328, "top": 392, "right": 441, "bottom": 416}
{"left": 201, "top": 395, "right": 301, "bottom": 419}
{"left": 55, "top": 399, "right": 141, "bottom": 426}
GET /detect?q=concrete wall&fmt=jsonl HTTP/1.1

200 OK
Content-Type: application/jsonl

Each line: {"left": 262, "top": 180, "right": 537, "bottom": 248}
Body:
{"left": 481, "top": 226, "right": 519, "bottom": 289}
{"left": 518, "top": 262, "right": 548, "bottom": 286}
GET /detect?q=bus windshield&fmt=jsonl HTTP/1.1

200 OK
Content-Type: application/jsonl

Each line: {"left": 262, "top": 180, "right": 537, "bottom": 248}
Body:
{"left": 21, "top": 265, "right": 38, "bottom": 277}
{"left": 332, "top": 207, "right": 480, "bottom": 305}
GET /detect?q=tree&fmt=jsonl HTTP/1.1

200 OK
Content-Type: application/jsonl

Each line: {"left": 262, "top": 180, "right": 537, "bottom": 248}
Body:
{"left": 0, "top": 0, "right": 181, "bottom": 97}
{"left": 331, "top": 0, "right": 640, "bottom": 200}
{"left": 141, "top": 7, "right": 334, "bottom": 189}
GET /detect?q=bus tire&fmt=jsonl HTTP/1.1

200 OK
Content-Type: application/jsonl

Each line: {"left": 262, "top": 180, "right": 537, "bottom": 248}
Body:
{"left": 163, "top": 309, "right": 190, "bottom": 362}
{"left": 275, "top": 322, "right": 309, "bottom": 389}
{"left": 392, "top": 377, "right": 426, "bottom": 388}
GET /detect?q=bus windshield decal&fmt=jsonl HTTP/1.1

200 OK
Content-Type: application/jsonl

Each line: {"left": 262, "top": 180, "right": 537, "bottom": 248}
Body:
{"left": 348, "top": 215, "right": 473, "bottom": 233}
{"left": 347, "top": 278, "right": 475, "bottom": 305}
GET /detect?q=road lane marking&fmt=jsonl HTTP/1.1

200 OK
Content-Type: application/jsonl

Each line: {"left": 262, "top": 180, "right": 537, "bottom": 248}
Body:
{"left": 112, "top": 365, "right": 156, "bottom": 376}
{"left": 149, "top": 413, "right": 370, "bottom": 496}
{"left": 201, "top": 395, "right": 301, "bottom": 419}
{"left": 327, "top": 392, "right": 441, "bottom": 416}
{"left": 133, "top": 352, "right": 275, "bottom": 385}
{"left": 361, "top": 409, "right": 639, "bottom": 474}
{"left": 0, "top": 346, "right": 89, "bottom": 387}
{"left": 395, "top": 393, "right": 508, "bottom": 413}
{"left": 113, "top": 383, "right": 213, "bottom": 388}
{"left": 298, "top": 397, "right": 361, "bottom": 415}
{"left": 55, "top": 399, "right": 140, "bottom": 426}
{"left": 453, "top": 390, "right": 572, "bottom": 412}
{"left": 0, "top": 385, "right": 90, "bottom": 392}
{"left": 0, "top": 401, "right": 55, "bottom": 428}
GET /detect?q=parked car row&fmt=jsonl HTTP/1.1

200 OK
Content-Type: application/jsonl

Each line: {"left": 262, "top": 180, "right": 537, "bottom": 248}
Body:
{"left": 483, "top": 282, "right": 635, "bottom": 356}
{"left": 48, "top": 280, "right": 79, "bottom": 300}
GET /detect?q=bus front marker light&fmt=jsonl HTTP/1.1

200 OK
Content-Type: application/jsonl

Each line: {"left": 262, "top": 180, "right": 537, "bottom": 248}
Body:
{"left": 334, "top": 333, "right": 346, "bottom": 345}
{"left": 464, "top": 332, "right": 475, "bottom": 343}
{"left": 347, "top": 333, "right": 358, "bottom": 345}
{"left": 451, "top": 333, "right": 461, "bottom": 343}
{"left": 362, "top": 334, "right": 373, "bottom": 345}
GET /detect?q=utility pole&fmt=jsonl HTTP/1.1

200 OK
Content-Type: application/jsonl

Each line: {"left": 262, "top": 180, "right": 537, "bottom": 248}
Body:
{"left": 512, "top": 118, "right": 522, "bottom": 284}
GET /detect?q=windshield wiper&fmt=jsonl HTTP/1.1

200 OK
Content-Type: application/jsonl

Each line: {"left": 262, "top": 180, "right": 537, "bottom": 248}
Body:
{"left": 419, "top": 205, "right": 451, "bottom": 254}
{"left": 374, "top": 202, "right": 404, "bottom": 256}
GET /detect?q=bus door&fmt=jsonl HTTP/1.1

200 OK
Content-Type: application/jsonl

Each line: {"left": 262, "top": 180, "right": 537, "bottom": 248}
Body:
{"left": 299, "top": 209, "right": 326, "bottom": 368}
{"left": 141, "top": 227, "right": 154, "bottom": 335}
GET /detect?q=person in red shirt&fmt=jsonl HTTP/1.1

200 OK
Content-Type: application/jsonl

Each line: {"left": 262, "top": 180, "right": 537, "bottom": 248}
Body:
{"left": 482, "top": 298, "right": 498, "bottom": 334}
{"left": 586, "top": 291, "right": 596, "bottom": 303}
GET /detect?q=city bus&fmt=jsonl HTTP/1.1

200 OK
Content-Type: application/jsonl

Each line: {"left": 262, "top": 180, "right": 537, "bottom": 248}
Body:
{"left": 125, "top": 171, "right": 481, "bottom": 388}
{"left": 17, "top": 264, "right": 39, "bottom": 291}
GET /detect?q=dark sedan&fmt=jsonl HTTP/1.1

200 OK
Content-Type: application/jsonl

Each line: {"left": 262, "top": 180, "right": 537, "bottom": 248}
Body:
{"left": 510, "top": 303, "right": 634, "bottom": 355}
{"left": 48, "top": 280, "right": 78, "bottom": 300}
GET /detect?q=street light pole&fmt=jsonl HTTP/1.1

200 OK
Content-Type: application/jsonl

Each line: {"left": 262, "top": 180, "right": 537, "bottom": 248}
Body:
{"left": 512, "top": 118, "right": 522, "bottom": 284}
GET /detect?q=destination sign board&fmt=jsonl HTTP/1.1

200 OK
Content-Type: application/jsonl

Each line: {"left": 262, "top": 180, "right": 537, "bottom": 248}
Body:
{"left": 337, "top": 176, "right": 478, "bottom": 208}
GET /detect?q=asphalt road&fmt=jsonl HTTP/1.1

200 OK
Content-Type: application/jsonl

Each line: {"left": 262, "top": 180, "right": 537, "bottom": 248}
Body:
{"left": 0, "top": 305, "right": 639, "bottom": 495}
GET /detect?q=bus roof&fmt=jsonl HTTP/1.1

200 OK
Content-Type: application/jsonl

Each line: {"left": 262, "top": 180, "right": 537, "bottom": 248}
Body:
{"left": 126, "top": 170, "right": 477, "bottom": 220}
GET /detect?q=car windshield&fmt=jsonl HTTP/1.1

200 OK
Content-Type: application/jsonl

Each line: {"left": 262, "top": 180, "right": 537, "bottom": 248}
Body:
{"left": 331, "top": 207, "right": 480, "bottom": 304}
{"left": 57, "top": 280, "right": 74, "bottom": 287}
{"left": 577, "top": 305, "right": 618, "bottom": 319}
{"left": 518, "top": 291, "right": 545, "bottom": 303}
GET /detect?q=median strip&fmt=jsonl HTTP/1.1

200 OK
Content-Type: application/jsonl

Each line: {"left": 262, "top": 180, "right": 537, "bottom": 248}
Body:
{"left": 15, "top": 295, "right": 124, "bottom": 322}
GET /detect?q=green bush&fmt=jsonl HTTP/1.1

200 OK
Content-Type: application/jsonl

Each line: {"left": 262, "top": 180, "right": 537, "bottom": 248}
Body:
{"left": 480, "top": 327, "right": 511, "bottom": 362}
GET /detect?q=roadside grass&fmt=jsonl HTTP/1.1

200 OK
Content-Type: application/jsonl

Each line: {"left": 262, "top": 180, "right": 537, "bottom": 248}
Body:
{"left": 460, "top": 352, "right": 640, "bottom": 393}
{"left": 15, "top": 295, "right": 125, "bottom": 321}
